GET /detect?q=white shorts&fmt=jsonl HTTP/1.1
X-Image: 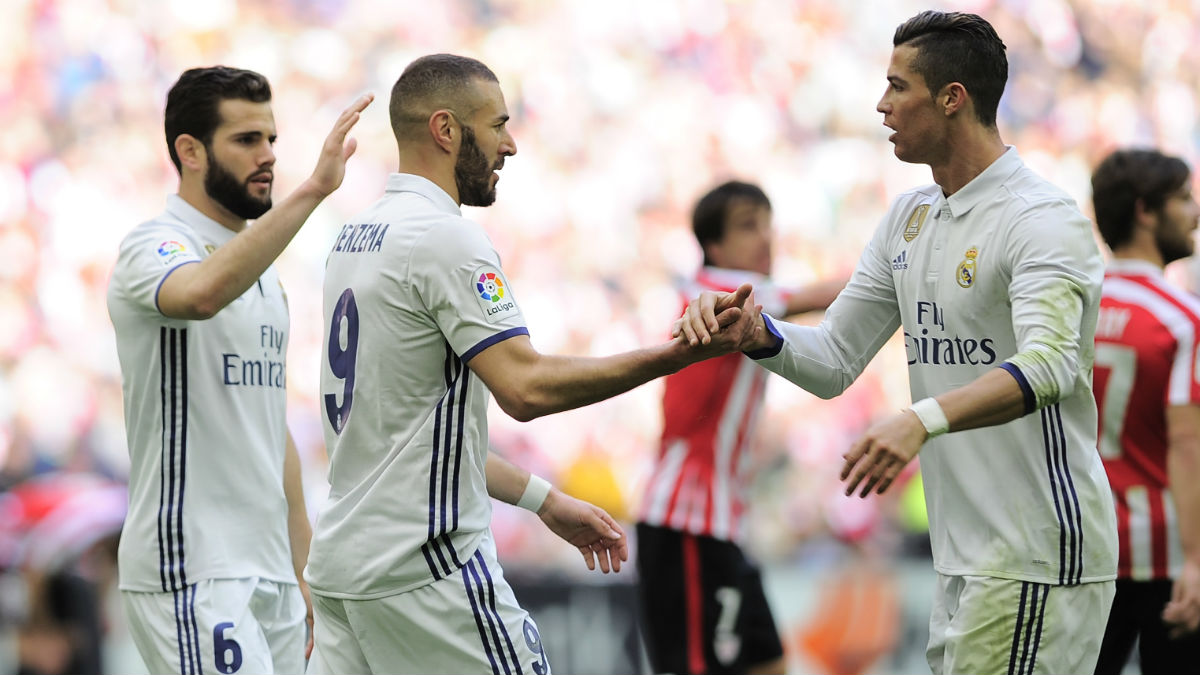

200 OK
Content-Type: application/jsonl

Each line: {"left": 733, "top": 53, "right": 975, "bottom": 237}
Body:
{"left": 926, "top": 573, "right": 1115, "bottom": 675}
{"left": 307, "top": 533, "right": 550, "bottom": 675}
{"left": 122, "top": 578, "right": 306, "bottom": 675}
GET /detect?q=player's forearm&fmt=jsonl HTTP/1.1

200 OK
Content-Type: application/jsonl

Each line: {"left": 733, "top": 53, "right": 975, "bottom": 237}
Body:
{"left": 784, "top": 277, "right": 848, "bottom": 316}
{"left": 502, "top": 344, "right": 685, "bottom": 422}
{"left": 159, "top": 183, "right": 326, "bottom": 319}
{"left": 485, "top": 452, "right": 533, "bottom": 504}
{"left": 283, "top": 431, "right": 312, "bottom": 581}
{"left": 1167, "top": 405, "right": 1200, "bottom": 564}
{"left": 933, "top": 367, "right": 1029, "bottom": 432}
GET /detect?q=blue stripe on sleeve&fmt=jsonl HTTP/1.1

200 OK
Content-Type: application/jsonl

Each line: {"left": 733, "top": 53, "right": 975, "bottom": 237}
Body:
{"left": 744, "top": 314, "right": 784, "bottom": 360}
{"left": 462, "top": 327, "right": 530, "bottom": 364}
{"left": 999, "top": 361, "right": 1035, "bottom": 415}
{"left": 154, "top": 260, "right": 200, "bottom": 315}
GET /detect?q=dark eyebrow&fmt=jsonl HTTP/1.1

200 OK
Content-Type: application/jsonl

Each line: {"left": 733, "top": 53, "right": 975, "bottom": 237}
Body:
{"left": 887, "top": 75, "right": 907, "bottom": 86}
{"left": 493, "top": 114, "right": 510, "bottom": 125}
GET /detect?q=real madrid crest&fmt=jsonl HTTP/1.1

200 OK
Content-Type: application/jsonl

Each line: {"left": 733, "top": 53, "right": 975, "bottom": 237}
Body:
{"left": 903, "top": 204, "right": 930, "bottom": 242}
{"left": 956, "top": 247, "right": 978, "bottom": 288}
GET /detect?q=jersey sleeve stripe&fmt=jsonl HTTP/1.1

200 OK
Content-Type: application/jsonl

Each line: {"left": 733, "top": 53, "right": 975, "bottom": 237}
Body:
{"left": 153, "top": 260, "right": 200, "bottom": 315}
{"left": 462, "top": 327, "right": 530, "bottom": 364}
{"left": 745, "top": 314, "right": 784, "bottom": 360}
{"left": 999, "top": 362, "right": 1035, "bottom": 415}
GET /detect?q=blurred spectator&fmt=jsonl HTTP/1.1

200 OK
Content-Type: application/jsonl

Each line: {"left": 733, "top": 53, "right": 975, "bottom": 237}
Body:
{"left": 0, "top": 473, "right": 128, "bottom": 675}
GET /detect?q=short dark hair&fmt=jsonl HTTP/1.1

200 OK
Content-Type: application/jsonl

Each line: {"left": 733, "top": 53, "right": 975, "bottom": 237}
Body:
{"left": 1091, "top": 149, "right": 1191, "bottom": 251}
{"left": 163, "top": 66, "right": 272, "bottom": 173}
{"left": 692, "top": 181, "right": 771, "bottom": 266}
{"left": 893, "top": 11, "right": 1007, "bottom": 128}
{"left": 390, "top": 54, "right": 499, "bottom": 143}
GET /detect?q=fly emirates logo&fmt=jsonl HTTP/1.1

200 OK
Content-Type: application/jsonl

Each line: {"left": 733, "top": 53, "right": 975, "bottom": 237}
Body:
{"left": 223, "top": 324, "right": 286, "bottom": 388}
{"left": 904, "top": 301, "right": 997, "bottom": 366}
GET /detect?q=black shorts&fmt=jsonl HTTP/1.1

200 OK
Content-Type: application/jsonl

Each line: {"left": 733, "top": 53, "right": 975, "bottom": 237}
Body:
{"left": 635, "top": 523, "right": 784, "bottom": 675}
{"left": 1095, "top": 577, "right": 1200, "bottom": 675}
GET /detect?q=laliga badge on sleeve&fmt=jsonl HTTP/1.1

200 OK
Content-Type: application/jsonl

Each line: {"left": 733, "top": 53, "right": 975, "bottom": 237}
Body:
{"left": 156, "top": 240, "right": 193, "bottom": 267}
{"left": 473, "top": 265, "right": 519, "bottom": 324}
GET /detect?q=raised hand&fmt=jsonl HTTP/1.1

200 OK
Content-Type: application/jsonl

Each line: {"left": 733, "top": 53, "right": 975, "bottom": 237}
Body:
{"left": 306, "top": 93, "right": 375, "bottom": 197}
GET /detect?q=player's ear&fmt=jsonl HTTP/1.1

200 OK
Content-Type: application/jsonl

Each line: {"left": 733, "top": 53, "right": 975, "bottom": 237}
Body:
{"left": 941, "top": 82, "right": 967, "bottom": 117}
{"left": 430, "top": 110, "right": 456, "bottom": 154}
{"left": 1133, "top": 198, "right": 1156, "bottom": 231}
{"left": 175, "top": 134, "right": 207, "bottom": 173}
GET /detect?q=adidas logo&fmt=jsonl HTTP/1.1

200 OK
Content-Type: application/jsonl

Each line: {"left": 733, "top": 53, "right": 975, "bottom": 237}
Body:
{"left": 892, "top": 250, "right": 909, "bottom": 271}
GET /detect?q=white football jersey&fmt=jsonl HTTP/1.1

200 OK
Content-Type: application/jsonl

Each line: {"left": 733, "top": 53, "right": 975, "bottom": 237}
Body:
{"left": 306, "top": 174, "right": 528, "bottom": 599}
{"left": 107, "top": 195, "right": 294, "bottom": 592}
{"left": 752, "top": 148, "right": 1118, "bottom": 585}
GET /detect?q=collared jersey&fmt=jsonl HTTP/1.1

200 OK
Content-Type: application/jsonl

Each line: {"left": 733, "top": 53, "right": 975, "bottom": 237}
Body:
{"left": 639, "top": 267, "right": 789, "bottom": 542}
{"left": 306, "top": 174, "right": 529, "bottom": 600}
{"left": 1095, "top": 259, "right": 1198, "bottom": 580}
{"left": 107, "top": 195, "right": 293, "bottom": 592}
{"left": 752, "top": 148, "right": 1117, "bottom": 585}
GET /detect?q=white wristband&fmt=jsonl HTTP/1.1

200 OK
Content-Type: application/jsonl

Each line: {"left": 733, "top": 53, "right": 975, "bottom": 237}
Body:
{"left": 516, "top": 474, "right": 552, "bottom": 512}
{"left": 909, "top": 397, "right": 950, "bottom": 438}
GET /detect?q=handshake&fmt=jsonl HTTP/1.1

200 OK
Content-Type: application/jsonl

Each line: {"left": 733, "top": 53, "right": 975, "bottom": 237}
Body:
{"left": 670, "top": 282, "right": 776, "bottom": 357}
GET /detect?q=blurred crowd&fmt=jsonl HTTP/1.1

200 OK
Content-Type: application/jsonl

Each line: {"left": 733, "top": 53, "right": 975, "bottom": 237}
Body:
{"left": 1, "top": 0, "right": 1199, "bottom": 672}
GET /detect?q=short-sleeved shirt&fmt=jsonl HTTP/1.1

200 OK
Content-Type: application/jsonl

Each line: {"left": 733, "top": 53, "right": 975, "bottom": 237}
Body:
{"left": 639, "top": 266, "right": 789, "bottom": 542}
{"left": 1095, "top": 259, "right": 1199, "bottom": 580}
{"left": 751, "top": 148, "right": 1117, "bottom": 585}
{"left": 107, "top": 195, "right": 293, "bottom": 592}
{"left": 305, "top": 174, "right": 528, "bottom": 600}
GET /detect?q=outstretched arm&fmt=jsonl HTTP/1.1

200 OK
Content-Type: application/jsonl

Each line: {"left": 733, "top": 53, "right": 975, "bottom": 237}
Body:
{"left": 157, "top": 94, "right": 374, "bottom": 319}
{"left": 469, "top": 284, "right": 760, "bottom": 422}
{"left": 485, "top": 453, "right": 628, "bottom": 573}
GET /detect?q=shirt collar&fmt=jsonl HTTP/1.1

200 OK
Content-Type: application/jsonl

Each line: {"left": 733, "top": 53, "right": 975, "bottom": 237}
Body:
{"left": 163, "top": 194, "right": 240, "bottom": 245}
{"left": 943, "top": 145, "right": 1023, "bottom": 219}
{"left": 386, "top": 174, "right": 462, "bottom": 216}
{"left": 1105, "top": 257, "right": 1163, "bottom": 277}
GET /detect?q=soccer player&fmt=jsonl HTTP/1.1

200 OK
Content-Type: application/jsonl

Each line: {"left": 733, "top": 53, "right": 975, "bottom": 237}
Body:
{"left": 677, "top": 11, "right": 1118, "bottom": 674}
{"left": 1090, "top": 149, "right": 1200, "bottom": 674}
{"left": 637, "top": 180, "right": 843, "bottom": 675}
{"left": 303, "top": 54, "right": 759, "bottom": 675}
{"left": 106, "top": 66, "right": 371, "bottom": 674}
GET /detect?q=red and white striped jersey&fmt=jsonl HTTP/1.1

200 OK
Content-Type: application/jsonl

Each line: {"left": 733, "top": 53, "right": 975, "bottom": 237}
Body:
{"left": 638, "top": 267, "right": 789, "bottom": 542}
{"left": 1094, "top": 259, "right": 1199, "bottom": 581}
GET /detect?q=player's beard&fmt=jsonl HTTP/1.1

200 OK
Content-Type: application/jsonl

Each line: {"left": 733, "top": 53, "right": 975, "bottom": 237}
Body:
{"left": 1155, "top": 217, "right": 1194, "bottom": 266}
{"left": 204, "top": 150, "right": 272, "bottom": 219}
{"left": 455, "top": 124, "right": 498, "bottom": 207}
